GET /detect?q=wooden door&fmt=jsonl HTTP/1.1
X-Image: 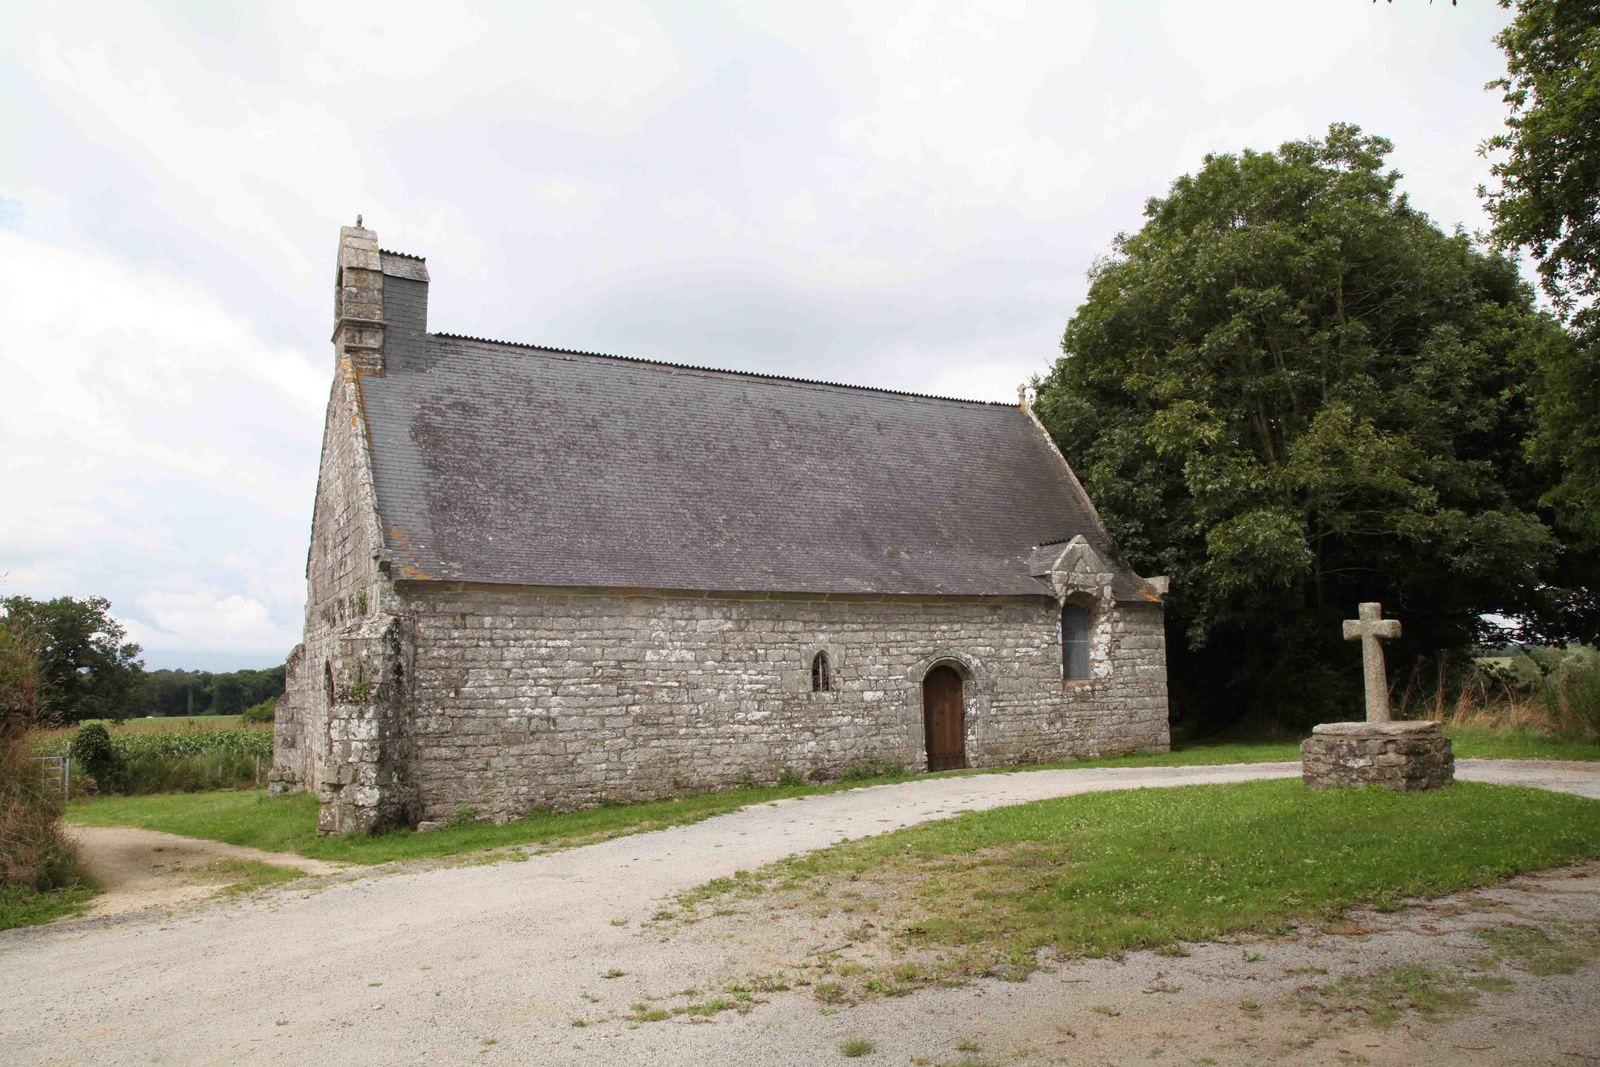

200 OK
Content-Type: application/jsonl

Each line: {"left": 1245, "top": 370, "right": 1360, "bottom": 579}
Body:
{"left": 923, "top": 665, "right": 966, "bottom": 771}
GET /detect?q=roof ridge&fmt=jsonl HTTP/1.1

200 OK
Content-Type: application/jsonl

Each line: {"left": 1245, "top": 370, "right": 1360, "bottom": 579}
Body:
{"left": 380, "top": 248, "right": 427, "bottom": 261}
{"left": 430, "top": 332, "right": 1016, "bottom": 407}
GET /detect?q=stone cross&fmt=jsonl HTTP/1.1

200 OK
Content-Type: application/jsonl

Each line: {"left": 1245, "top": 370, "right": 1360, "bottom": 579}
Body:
{"left": 1343, "top": 602, "right": 1401, "bottom": 723}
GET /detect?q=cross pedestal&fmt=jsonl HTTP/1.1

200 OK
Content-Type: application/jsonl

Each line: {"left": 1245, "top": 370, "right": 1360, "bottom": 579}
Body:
{"left": 1301, "top": 601, "right": 1454, "bottom": 791}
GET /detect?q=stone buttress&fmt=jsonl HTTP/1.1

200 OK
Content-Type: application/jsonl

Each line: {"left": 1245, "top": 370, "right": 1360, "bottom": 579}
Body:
{"left": 269, "top": 223, "right": 422, "bottom": 833}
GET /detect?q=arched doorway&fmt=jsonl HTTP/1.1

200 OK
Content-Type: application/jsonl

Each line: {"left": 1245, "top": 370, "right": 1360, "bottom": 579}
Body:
{"left": 922, "top": 664, "right": 966, "bottom": 771}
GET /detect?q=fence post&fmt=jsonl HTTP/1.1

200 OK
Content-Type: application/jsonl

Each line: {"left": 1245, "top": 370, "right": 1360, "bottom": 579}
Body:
{"left": 255, "top": 754, "right": 261, "bottom": 787}
{"left": 63, "top": 741, "right": 72, "bottom": 801}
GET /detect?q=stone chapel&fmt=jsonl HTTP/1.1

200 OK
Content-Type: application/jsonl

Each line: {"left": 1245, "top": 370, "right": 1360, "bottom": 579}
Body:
{"left": 270, "top": 223, "right": 1172, "bottom": 833}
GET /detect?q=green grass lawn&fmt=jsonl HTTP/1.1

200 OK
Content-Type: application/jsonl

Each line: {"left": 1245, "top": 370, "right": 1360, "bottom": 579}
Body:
{"left": 678, "top": 779, "right": 1600, "bottom": 997}
{"left": 66, "top": 778, "right": 913, "bottom": 865}
{"left": 64, "top": 745, "right": 1307, "bottom": 870}
{"left": 64, "top": 729, "right": 1596, "bottom": 866}
{"left": 1444, "top": 726, "right": 1599, "bottom": 761}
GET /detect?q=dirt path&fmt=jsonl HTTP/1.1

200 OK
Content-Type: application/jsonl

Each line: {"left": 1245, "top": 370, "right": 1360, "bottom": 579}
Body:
{"left": 67, "top": 826, "right": 346, "bottom": 918}
{"left": 1, "top": 760, "right": 1596, "bottom": 1065}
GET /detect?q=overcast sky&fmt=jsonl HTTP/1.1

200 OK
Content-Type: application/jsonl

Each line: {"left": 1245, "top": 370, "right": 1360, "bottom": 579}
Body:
{"left": 0, "top": 1, "right": 1519, "bottom": 671}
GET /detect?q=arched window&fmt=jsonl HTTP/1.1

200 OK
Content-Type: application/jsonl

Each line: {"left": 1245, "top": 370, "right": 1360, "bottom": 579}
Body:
{"left": 1061, "top": 603, "right": 1090, "bottom": 681}
{"left": 811, "top": 651, "right": 831, "bottom": 692}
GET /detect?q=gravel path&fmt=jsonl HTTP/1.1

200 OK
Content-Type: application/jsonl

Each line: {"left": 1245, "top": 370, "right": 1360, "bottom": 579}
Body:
{"left": 1, "top": 759, "right": 1596, "bottom": 1065}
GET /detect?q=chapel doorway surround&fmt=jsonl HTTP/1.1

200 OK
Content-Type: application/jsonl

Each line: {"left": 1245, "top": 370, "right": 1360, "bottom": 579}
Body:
{"left": 922, "top": 664, "right": 967, "bottom": 771}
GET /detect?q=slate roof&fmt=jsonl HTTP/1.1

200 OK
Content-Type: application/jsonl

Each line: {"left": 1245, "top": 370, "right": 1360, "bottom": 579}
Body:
{"left": 360, "top": 327, "right": 1151, "bottom": 600}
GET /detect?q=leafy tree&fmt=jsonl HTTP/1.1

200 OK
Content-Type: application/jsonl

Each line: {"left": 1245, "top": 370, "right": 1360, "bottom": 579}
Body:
{"left": 0, "top": 597, "right": 143, "bottom": 724}
{"left": 1481, "top": 0, "right": 1600, "bottom": 543}
{"left": 1034, "top": 125, "right": 1579, "bottom": 730}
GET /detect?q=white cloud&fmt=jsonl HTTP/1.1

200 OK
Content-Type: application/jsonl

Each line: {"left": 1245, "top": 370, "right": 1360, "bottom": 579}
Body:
{"left": 0, "top": 0, "right": 1523, "bottom": 666}
{"left": 125, "top": 589, "right": 301, "bottom": 662}
{"left": 0, "top": 230, "right": 321, "bottom": 669}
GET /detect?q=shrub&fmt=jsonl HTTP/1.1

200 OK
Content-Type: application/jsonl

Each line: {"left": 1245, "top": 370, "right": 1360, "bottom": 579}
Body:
{"left": 72, "top": 722, "right": 127, "bottom": 793}
{"left": 0, "top": 616, "right": 85, "bottom": 910}
{"left": 241, "top": 697, "right": 277, "bottom": 724}
{"left": 0, "top": 742, "right": 80, "bottom": 892}
{"left": 1426, "top": 646, "right": 1600, "bottom": 744}
{"left": 1538, "top": 647, "right": 1600, "bottom": 740}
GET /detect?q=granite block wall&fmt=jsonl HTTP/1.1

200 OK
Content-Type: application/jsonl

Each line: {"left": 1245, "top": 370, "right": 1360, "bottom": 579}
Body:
{"left": 391, "top": 586, "right": 1169, "bottom": 825}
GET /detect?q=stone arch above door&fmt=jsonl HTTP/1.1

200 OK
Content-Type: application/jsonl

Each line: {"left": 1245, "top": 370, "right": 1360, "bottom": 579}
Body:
{"left": 906, "top": 652, "right": 989, "bottom": 769}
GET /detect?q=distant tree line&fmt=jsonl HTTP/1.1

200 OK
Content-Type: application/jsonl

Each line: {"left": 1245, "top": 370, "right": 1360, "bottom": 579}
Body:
{"left": 1, "top": 595, "right": 285, "bottom": 723}
{"left": 138, "top": 666, "right": 285, "bottom": 718}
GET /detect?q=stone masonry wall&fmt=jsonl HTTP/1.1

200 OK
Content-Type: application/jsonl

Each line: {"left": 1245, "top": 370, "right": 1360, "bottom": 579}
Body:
{"left": 274, "top": 375, "right": 374, "bottom": 791}
{"left": 272, "top": 225, "right": 415, "bottom": 832}
{"left": 1301, "top": 721, "right": 1454, "bottom": 792}
{"left": 396, "top": 585, "right": 1170, "bottom": 824}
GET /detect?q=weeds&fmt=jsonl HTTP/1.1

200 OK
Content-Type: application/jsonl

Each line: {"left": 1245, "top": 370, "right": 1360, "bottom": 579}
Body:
{"left": 839, "top": 1036, "right": 875, "bottom": 1057}
{"left": 1295, "top": 964, "right": 1511, "bottom": 1027}
{"left": 1405, "top": 646, "right": 1600, "bottom": 744}
{"left": 1475, "top": 922, "right": 1600, "bottom": 975}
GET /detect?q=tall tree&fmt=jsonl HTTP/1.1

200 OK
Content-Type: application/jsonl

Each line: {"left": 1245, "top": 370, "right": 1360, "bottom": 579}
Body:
{"left": 1481, "top": 0, "right": 1600, "bottom": 543}
{"left": 0, "top": 596, "right": 144, "bottom": 724}
{"left": 1034, "top": 125, "right": 1576, "bottom": 730}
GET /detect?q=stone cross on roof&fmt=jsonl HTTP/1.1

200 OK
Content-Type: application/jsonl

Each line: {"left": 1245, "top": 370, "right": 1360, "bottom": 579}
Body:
{"left": 1343, "top": 602, "right": 1401, "bottom": 723}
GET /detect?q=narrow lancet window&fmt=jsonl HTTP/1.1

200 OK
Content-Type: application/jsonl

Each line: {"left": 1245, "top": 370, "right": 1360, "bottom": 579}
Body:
{"left": 1061, "top": 604, "right": 1090, "bottom": 681}
{"left": 811, "top": 651, "right": 831, "bottom": 692}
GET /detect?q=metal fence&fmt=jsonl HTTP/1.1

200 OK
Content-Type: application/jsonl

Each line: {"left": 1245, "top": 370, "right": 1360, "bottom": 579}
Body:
{"left": 31, "top": 742, "right": 71, "bottom": 801}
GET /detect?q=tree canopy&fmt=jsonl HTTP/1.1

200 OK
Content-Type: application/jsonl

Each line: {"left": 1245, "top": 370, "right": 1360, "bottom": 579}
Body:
{"left": 1482, "top": 0, "right": 1600, "bottom": 543}
{"left": 1033, "top": 125, "right": 1582, "bottom": 730}
{"left": 137, "top": 666, "right": 285, "bottom": 718}
{"left": 0, "top": 596, "right": 143, "bottom": 725}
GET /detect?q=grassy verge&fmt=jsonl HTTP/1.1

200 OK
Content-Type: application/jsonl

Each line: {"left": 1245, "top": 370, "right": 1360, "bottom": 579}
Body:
{"left": 67, "top": 778, "right": 915, "bottom": 865}
{"left": 65, "top": 728, "right": 1596, "bottom": 865}
{"left": 0, "top": 883, "right": 96, "bottom": 932}
{"left": 1444, "top": 726, "right": 1598, "bottom": 761}
{"left": 673, "top": 780, "right": 1600, "bottom": 999}
{"left": 210, "top": 858, "right": 304, "bottom": 896}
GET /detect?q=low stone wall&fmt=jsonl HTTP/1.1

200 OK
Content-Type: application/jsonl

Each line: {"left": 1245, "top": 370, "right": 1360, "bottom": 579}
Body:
{"left": 1301, "top": 721, "right": 1454, "bottom": 792}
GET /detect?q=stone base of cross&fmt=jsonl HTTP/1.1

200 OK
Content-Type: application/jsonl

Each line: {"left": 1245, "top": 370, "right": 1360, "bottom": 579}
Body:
{"left": 1343, "top": 601, "right": 1401, "bottom": 723}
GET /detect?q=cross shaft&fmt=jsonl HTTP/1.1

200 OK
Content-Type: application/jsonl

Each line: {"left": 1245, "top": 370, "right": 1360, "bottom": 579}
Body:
{"left": 1343, "top": 602, "right": 1401, "bottom": 723}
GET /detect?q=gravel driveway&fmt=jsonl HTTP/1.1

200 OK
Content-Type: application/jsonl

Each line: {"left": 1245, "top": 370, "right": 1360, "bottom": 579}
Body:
{"left": 1, "top": 759, "right": 1596, "bottom": 1065}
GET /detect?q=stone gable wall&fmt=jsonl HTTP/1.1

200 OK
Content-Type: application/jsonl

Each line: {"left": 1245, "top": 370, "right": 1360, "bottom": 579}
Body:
{"left": 394, "top": 586, "right": 1169, "bottom": 824}
{"left": 274, "top": 376, "right": 372, "bottom": 789}
{"left": 272, "top": 366, "right": 411, "bottom": 832}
